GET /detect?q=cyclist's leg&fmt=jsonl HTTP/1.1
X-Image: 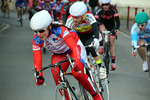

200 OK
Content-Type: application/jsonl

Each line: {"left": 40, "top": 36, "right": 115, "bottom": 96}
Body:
{"left": 109, "top": 35, "right": 116, "bottom": 70}
{"left": 16, "top": 7, "right": 21, "bottom": 20}
{"left": 137, "top": 38, "right": 147, "bottom": 61}
{"left": 70, "top": 52, "right": 103, "bottom": 100}
{"left": 98, "top": 24, "right": 106, "bottom": 54}
{"left": 137, "top": 38, "right": 149, "bottom": 72}
{"left": 85, "top": 37, "right": 103, "bottom": 67}
{"left": 51, "top": 53, "right": 70, "bottom": 100}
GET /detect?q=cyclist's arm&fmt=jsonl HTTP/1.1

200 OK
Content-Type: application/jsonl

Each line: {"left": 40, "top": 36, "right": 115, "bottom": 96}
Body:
{"left": 86, "top": 12, "right": 100, "bottom": 39}
{"left": 62, "top": 4, "right": 69, "bottom": 24}
{"left": 60, "top": 28, "right": 81, "bottom": 63}
{"left": 131, "top": 24, "right": 138, "bottom": 52}
{"left": 32, "top": 34, "right": 44, "bottom": 76}
{"left": 91, "top": 23, "right": 100, "bottom": 39}
{"left": 53, "top": 10, "right": 57, "bottom": 21}
{"left": 114, "top": 16, "right": 120, "bottom": 30}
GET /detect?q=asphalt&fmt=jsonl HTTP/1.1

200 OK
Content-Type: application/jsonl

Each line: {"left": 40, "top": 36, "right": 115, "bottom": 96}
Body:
{"left": 0, "top": 11, "right": 134, "bottom": 36}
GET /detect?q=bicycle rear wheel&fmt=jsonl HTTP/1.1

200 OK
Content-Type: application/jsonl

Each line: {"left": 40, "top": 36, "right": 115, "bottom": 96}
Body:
{"left": 55, "top": 83, "right": 79, "bottom": 100}
{"left": 103, "top": 42, "right": 110, "bottom": 75}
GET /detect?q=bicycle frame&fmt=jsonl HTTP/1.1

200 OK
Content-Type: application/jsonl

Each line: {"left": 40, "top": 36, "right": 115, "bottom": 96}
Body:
{"left": 33, "top": 54, "right": 79, "bottom": 100}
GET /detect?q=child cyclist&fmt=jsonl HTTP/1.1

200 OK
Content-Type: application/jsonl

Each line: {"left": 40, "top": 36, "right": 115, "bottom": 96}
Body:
{"left": 30, "top": 10, "right": 103, "bottom": 100}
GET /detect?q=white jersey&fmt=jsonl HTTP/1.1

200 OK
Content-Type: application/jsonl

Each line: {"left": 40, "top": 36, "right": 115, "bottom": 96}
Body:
{"left": 131, "top": 19, "right": 150, "bottom": 48}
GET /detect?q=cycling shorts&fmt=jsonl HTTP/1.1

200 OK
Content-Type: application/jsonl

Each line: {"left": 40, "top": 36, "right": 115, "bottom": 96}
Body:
{"left": 139, "top": 37, "right": 150, "bottom": 43}
{"left": 16, "top": 3, "right": 26, "bottom": 9}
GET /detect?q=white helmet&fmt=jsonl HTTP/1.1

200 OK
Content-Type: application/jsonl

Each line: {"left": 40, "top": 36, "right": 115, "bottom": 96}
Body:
{"left": 101, "top": 0, "right": 111, "bottom": 4}
{"left": 30, "top": 10, "right": 53, "bottom": 31}
{"left": 69, "top": 1, "right": 87, "bottom": 16}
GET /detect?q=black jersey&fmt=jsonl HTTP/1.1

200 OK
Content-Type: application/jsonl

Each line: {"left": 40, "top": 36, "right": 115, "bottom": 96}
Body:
{"left": 95, "top": 5, "right": 120, "bottom": 31}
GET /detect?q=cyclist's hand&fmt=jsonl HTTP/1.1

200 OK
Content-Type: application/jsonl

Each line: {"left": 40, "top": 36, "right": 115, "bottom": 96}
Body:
{"left": 115, "top": 29, "right": 119, "bottom": 36}
{"left": 131, "top": 51, "right": 137, "bottom": 56}
{"left": 93, "top": 38, "right": 99, "bottom": 49}
{"left": 35, "top": 76, "right": 45, "bottom": 86}
{"left": 73, "top": 62, "right": 81, "bottom": 72}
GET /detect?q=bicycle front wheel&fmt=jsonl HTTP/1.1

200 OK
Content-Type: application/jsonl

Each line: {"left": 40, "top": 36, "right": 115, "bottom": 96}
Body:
{"left": 101, "top": 78, "right": 110, "bottom": 100}
{"left": 147, "top": 56, "right": 150, "bottom": 79}
{"left": 55, "top": 83, "right": 80, "bottom": 100}
{"left": 78, "top": 83, "right": 91, "bottom": 100}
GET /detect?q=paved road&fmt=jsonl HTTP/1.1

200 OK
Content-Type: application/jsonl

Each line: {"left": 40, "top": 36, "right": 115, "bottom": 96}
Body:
{"left": 0, "top": 11, "right": 150, "bottom": 100}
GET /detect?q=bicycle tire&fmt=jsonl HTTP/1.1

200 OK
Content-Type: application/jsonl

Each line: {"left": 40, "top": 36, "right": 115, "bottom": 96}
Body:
{"left": 146, "top": 46, "right": 150, "bottom": 78}
{"left": 19, "top": 9, "right": 23, "bottom": 26}
{"left": 20, "top": 18, "right": 23, "bottom": 26}
{"left": 101, "top": 78, "right": 110, "bottom": 100}
{"left": 103, "top": 42, "right": 110, "bottom": 75}
{"left": 147, "top": 56, "right": 150, "bottom": 78}
{"left": 55, "top": 83, "right": 79, "bottom": 100}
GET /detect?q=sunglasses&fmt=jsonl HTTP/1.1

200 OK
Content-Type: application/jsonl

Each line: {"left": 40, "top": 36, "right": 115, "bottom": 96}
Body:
{"left": 137, "top": 23, "right": 146, "bottom": 27}
{"left": 34, "top": 29, "right": 46, "bottom": 33}
{"left": 102, "top": 3, "right": 110, "bottom": 6}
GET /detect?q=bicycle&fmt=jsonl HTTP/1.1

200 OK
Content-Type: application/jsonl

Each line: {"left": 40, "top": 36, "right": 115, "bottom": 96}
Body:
{"left": 17, "top": 6, "right": 24, "bottom": 26}
{"left": 85, "top": 42, "right": 110, "bottom": 100}
{"left": 102, "top": 29, "right": 117, "bottom": 75}
{"left": 1, "top": 0, "right": 10, "bottom": 18}
{"left": 132, "top": 43, "right": 150, "bottom": 79}
{"left": 33, "top": 54, "right": 88, "bottom": 100}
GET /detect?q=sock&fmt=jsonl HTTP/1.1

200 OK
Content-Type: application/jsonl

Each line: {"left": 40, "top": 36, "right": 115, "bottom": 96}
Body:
{"left": 111, "top": 56, "right": 116, "bottom": 63}
{"left": 96, "top": 59, "right": 103, "bottom": 67}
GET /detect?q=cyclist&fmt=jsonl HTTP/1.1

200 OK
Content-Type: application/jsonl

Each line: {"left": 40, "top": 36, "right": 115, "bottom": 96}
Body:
{"left": 65, "top": 1, "right": 106, "bottom": 79}
{"left": 131, "top": 12, "right": 150, "bottom": 72}
{"left": 1, "top": 0, "right": 4, "bottom": 11}
{"left": 62, "top": 0, "right": 76, "bottom": 24}
{"left": 52, "top": 0, "right": 64, "bottom": 23}
{"left": 30, "top": 10, "right": 103, "bottom": 100}
{"left": 95, "top": 0, "right": 120, "bottom": 70}
{"left": 41, "top": 0, "right": 57, "bottom": 20}
{"left": 15, "top": 0, "right": 27, "bottom": 21}
{"left": 28, "top": 0, "right": 42, "bottom": 20}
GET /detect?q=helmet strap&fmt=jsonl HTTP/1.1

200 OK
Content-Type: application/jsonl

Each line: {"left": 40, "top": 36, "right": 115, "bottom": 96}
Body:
{"left": 47, "top": 26, "right": 51, "bottom": 37}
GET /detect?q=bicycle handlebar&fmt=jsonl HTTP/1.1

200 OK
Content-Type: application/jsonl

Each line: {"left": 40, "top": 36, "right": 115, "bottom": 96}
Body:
{"left": 132, "top": 43, "right": 150, "bottom": 49}
{"left": 101, "top": 28, "right": 118, "bottom": 40}
{"left": 33, "top": 54, "right": 74, "bottom": 77}
{"left": 84, "top": 41, "right": 95, "bottom": 48}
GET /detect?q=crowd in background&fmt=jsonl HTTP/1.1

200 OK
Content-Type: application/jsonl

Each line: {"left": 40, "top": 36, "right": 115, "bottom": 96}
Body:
{"left": 14, "top": 0, "right": 100, "bottom": 24}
